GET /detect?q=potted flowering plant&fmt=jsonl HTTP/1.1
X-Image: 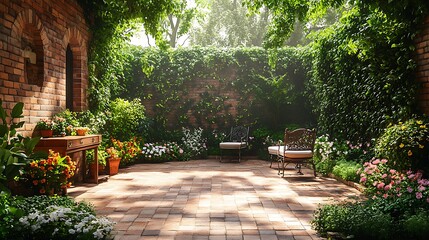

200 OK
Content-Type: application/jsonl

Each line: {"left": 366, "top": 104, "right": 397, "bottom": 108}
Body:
{"left": 36, "top": 118, "right": 55, "bottom": 137}
{"left": 75, "top": 126, "right": 90, "bottom": 136}
{"left": 21, "top": 150, "right": 76, "bottom": 196}
{"left": 52, "top": 116, "right": 67, "bottom": 136}
{"left": 105, "top": 146, "right": 121, "bottom": 175}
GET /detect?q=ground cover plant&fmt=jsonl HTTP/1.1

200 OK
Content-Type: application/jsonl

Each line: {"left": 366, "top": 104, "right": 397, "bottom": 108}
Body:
{"left": 0, "top": 194, "right": 114, "bottom": 240}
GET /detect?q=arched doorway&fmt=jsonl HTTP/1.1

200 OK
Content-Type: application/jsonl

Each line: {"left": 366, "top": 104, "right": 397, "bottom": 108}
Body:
{"left": 66, "top": 45, "right": 74, "bottom": 110}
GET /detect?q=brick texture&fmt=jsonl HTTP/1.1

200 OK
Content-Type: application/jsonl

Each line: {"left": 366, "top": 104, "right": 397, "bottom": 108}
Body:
{"left": 0, "top": 0, "right": 89, "bottom": 136}
{"left": 416, "top": 16, "right": 429, "bottom": 115}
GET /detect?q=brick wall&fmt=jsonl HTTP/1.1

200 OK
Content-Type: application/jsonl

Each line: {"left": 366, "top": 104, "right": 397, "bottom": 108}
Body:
{"left": 416, "top": 16, "right": 429, "bottom": 114}
{"left": 0, "top": 0, "right": 89, "bottom": 136}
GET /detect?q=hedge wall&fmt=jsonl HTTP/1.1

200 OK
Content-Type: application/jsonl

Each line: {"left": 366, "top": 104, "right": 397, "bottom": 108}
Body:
{"left": 117, "top": 46, "right": 315, "bottom": 133}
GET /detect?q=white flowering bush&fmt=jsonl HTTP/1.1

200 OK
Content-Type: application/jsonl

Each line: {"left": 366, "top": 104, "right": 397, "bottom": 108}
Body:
{"left": 313, "top": 134, "right": 348, "bottom": 175}
{"left": 0, "top": 195, "right": 115, "bottom": 240}
{"left": 140, "top": 142, "right": 185, "bottom": 162}
{"left": 181, "top": 127, "right": 207, "bottom": 160}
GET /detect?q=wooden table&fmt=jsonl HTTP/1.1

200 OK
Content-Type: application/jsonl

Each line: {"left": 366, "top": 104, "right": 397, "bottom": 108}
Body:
{"left": 35, "top": 134, "right": 102, "bottom": 184}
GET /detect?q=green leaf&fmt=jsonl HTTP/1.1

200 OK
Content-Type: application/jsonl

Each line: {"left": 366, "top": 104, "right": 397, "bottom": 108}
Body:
{"left": 11, "top": 102, "right": 24, "bottom": 119}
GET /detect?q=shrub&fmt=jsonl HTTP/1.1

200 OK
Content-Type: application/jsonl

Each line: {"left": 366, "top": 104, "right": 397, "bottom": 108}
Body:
{"left": 140, "top": 142, "right": 185, "bottom": 162}
{"left": 358, "top": 158, "right": 429, "bottom": 209}
{"left": 181, "top": 127, "right": 207, "bottom": 160}
{"left": 313, "top": 135, "right": 347, "bottom": 175}
{"left": 106, "top": 98, "right": 148, "bottom": 141}
{"left": 332, "top": 160, "right": 361, "bottom": 182}
{"left": 312, "top": 201, "right": 394, "bottom": 240}
{"left": 311, "top": 203, "right": 351, "bottom": 236}
{"left": 0, "top": 100, "right": 41, "bottom": 194}
{"left": 375, "top": 117, "right": 429, "bottom": 172}
{"left": 205, "top": 129, "right": 227, "bottom": 156}
{"left": 403, "top": 210, "right": 429, "bottom": 240}
{"left": 0, "top": 195, "right": 115, "bottom": 240}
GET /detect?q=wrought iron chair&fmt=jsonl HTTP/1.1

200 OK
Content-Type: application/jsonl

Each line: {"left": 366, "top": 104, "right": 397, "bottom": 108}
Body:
{"left": 277, "top": 128, "right": 317, "bottom": 177}
{"left": 219, "top": 126, "right": 249, "bottom": 162}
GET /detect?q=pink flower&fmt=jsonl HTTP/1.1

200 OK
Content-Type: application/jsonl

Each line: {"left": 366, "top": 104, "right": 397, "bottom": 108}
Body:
{"left": 372, "top": 159, "right": 381, "bottom": 165}
{"left": 384, "top": 185, "right": 392, "bottom": 191}
{"left": 389, "top": 169, "right": 396, "bottom": 174}
{"left": 416, "top": 192, "right": 423, "bottom": 199}
{"left": 373, "top": 181, "right": 378, "bottom": 186}
{"left": 382, "top": 174, "right": 387, "bottom": 179}
{"left": 383, "top": 194, "right": 388, "bottom": 199}
{"left": 397, "top": 193, "right": 402, "bottom": 197}
{"left": 377, "top": 182, "right": 385, "bottom": 189}
{"left": 407, "top": 186, "right": 413, "bottom": 193}
{"left": 360, "top": 177, "right": 367, "bottom": 183}
{"left": 418, "top": 185, "right": 426, "bottom": 191}
{"left": 364, "top": 162, "right": 370, "bottom": 167}
{"left": 381, "top": 159, "right": 388, "bottom": 164}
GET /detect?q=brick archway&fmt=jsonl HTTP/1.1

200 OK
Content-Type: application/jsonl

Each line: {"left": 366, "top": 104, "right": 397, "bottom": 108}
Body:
{"left": 11, "top": 8, "right": 50, "bottom": 87}
{"left": 62, "top": 27, "right": 88, "bottom": 111}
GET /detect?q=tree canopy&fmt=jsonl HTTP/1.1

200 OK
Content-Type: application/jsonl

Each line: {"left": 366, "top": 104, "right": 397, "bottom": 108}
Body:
{"left": 77, "top": 0, "right": 176, "bottom": 110}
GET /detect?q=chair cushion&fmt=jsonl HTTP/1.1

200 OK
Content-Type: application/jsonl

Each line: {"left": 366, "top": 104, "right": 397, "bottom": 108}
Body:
{"left": 268, "top": 146, "right": 282, "bottom": 155}
{"left": 219, "top": 142, "right": 247, "bottom": 149}
{"left": 268, "top": 146, "right": 313, "bottom": 158}
{"left": 280, "top": 150, "right": 313, "bottom": 158}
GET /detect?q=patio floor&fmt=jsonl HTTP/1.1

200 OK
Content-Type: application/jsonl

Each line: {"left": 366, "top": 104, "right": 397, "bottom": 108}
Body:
{"left": 68, "top": 159, "right": 363, "bottom": 240}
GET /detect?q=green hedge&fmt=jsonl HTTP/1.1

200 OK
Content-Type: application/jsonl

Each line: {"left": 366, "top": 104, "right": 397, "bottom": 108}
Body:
{"left": 309, "top": 5, "right": 421, "bottom": 144}
{"left": 118, "top": 46, "right": 315, "bottom": 137}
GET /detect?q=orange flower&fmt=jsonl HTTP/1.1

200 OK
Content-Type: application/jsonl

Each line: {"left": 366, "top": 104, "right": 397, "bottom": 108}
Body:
{"left": 33, "top": 180, "right": 38, "bottom": 185}
{"left": 40, "top": 178, "right": 46, "bottom": 183}
{"left": 30, "top": 161, "right": 38, "bottom": 168}
{"left": 39, "top": 188, "right": 46, "bottom": 194}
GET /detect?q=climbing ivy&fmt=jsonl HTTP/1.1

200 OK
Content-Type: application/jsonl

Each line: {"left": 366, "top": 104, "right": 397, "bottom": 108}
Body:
{"left": 77, "top": 0, "right": 175, "bottom": 111}
{"left": 308, "top": 2, "right": 429, "bottom": 143}
{"left": 118, "top": 45, "right": 314, "bottom": 135}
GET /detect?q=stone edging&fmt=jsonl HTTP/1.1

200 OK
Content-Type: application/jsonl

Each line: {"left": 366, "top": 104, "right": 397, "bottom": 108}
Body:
{"left": 327, "top": 173, "right": 366, "bottom": 193}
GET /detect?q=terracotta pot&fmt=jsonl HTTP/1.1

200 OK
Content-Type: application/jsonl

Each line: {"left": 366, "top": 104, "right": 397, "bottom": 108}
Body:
{"left": 76, "top": 129, "right": 87, "bottom": 136}
{"left": 108, "top": 157, "right": 121, "bottom": 175}
{"left": 40, "top": 129, "right": 53, "bottom": 138}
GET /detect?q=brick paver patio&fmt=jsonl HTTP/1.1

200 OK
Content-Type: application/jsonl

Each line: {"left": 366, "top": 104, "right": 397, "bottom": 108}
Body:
{"left": 68, "top": 159, "right": 363, "bottom": 240}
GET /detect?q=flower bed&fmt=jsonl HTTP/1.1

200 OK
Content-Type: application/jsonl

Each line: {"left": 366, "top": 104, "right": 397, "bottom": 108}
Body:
{"left": 140, "top": 142, "right": 185, "bottom": 162}
{"left": 0, "top": 195, "right": 115, "bottom": 240}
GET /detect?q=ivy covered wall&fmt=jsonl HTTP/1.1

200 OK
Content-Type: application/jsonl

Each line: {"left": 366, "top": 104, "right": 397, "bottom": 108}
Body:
{"left": 118, "top": 46, "right": 315, "bottom": 132}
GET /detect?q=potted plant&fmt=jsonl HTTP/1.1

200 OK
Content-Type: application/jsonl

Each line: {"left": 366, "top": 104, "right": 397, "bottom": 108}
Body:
{"left": 105, "top": 147, "right": 121, "bottom": 175}
{"left": 75, "top": 126, "right": 90, "bottom": 136}
{"left": 52, "top": 116, "right": 67, "bottom": 137}
{"left": 21, "top": 150, "right": 76, "bottom": 196}
{"left": 36, "top": 118, "right": 55, "bottom": 137}
{"left": 86, "top": 148, "right": 107, "bottom": 178}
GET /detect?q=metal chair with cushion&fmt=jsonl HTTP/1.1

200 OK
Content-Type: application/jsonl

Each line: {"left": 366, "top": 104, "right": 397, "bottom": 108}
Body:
{"left": 219, "top": 126, "right": 249, "bottom": 162}
{"left": 277, "top": 128, "right": 317, "bottom": 177}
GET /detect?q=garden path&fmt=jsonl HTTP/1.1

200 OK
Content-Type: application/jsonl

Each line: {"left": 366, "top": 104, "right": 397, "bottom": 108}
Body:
{"left": 68, "top": 159, "right": 363, "bottom": 240}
